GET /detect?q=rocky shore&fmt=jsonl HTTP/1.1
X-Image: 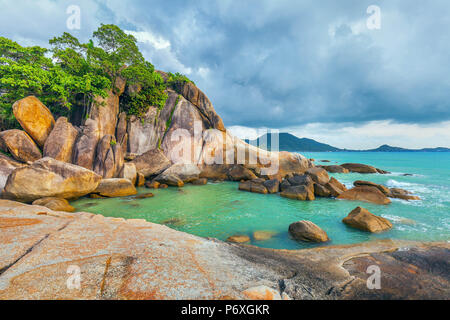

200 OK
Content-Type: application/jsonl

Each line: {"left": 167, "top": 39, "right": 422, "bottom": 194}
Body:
{"left": 0, "top": 200, "right": 448, "bottom": 300}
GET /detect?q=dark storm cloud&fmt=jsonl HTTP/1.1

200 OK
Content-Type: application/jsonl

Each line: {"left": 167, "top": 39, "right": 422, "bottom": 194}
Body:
{"left": 1, "top": 0, "right": 450, "bottom": 128}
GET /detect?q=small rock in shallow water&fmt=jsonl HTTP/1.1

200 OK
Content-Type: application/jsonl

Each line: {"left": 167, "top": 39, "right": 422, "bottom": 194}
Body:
{"left": 161, "top": 218, "right": 185, "bottom": 226}
{"left": 145, "top": 181, "right": 160, "bottom": 189}
{"left": 132, "top": 192, "right": 154, "bottom": 199}
{"left": 253, "top": 231, "right": 277, "bottom": 241}
{"left": 226, "top": 235, "right": 250, "bottom": 243}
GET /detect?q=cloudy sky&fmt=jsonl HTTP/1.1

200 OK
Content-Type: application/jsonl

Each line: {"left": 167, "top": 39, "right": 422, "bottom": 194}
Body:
{"left": 1, "top": 0, "right": 449, "bottom": 149}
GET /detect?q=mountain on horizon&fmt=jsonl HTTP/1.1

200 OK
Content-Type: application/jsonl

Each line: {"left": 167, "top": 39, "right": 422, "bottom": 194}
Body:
{"left": 245, "top": 133, "right": 450, "bottom": 152}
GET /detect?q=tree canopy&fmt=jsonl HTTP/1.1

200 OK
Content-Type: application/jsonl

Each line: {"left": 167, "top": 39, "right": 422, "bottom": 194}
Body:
{"left": 0, "top": 24, "right": 193, "bottom": 129}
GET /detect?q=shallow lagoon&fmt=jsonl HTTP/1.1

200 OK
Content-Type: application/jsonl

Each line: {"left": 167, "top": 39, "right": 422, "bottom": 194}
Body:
{"left": 71, "top": 152, "right": 450, "bottom": 250}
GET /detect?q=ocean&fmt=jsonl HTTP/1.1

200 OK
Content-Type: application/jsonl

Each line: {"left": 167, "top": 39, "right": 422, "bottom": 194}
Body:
{"left": 71, "top": 152, "right": 450, "bottom": 250}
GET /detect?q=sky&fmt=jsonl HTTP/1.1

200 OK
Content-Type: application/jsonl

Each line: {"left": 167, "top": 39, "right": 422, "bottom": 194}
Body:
{"left": 1, "top": 0, "right": 449, "bottom": 149}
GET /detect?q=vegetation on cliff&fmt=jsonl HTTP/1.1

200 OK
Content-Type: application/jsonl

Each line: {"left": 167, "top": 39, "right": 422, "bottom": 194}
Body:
{"left": 0, "top": 24, "right": 193, "bottom": 129}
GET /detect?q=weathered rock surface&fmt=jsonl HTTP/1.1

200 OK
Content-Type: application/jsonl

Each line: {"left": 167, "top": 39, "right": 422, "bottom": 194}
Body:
{"left": 314, "top": 183, "right": 331, "bottom": 197}
{"left": 91, "top": 178, "right": 137, "bottom": 198}
{"left": 337, "top": 186, "right": 391, "bottom": 205}
{"left": 305, "top": 167, "right": 329, "bottom": 185}
{"left": 325, "top": 177, "right": 347, "bottom": 197}
{"left": 12, "top": 96, "right": 55, "bottom": 146}
{"left": 239, "top": 179, "right": 268, "bottom": 194}
{"left": 0, "top": 154, "right": 25, "bottom": 190}
{"left": 343, "top": 207, "right": 393, "bottom": 233}
{"left": 340, "top": 163, "right": 379, "bottom": 174}
{"left": 320, "top": 165, "right": 349, "bottom": 173}
{"left": 156, "top": 164, "right": 200, "bottom": 186}
{"left": 43, "top": 117, "right": 79, "bottom": 163}
{"left": 288, "top": 220, "right": 329, "bottom": 242}
{"left": 118, "top": 163, "right": 137, "bottom": 185}
{"left": 93, "top": 135, "right": 123, "bottom": 179}
{"left": 241, "top": 286, "right": 282, "bottom": 300}
{"left": 2, "top": 157, "right": 101, "bottom": 202}
{"left": 389, "top": 188, "right": 421, "bottom": 201}
{"left": 280, "top": 185, "right": 315, "bottom": 201}
{"left": 72, "top": 119, "right": 101, "bottom": 170}
{"left": 354, "top": 180, "right": 390, "bottom": 195}
{"left": 174, "top": 81, "right": 225, "bottom": 132}
{"left": 0, "top": 129, "right": 42, "bottom": 163}
{"left": 90, "top": 90, "right": 120, "bottom": 138}
{"left": 32, "top": 197, "right": 75, "bottom": 212}
{"left": 0, "top": 200, "right": 448, "bottom": 300}
{"left": 130, "top": 149, "right": 171, "bottom": 178}
{"left": 263, "top": 179, "right": 279, "bottom": 194}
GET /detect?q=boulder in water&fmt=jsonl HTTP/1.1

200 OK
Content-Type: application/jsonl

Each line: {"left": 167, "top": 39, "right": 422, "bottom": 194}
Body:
{"left": 342, "top": 207, "right": 392, "bottom": 233}
{"left": 91, "top": 178, "right": 137, "bottom": 198}
{"left": 337, "top": 186, "right": 391, "bottom": 205}
{"left": 288, "top": 220, "right": 329, "bottom": 242}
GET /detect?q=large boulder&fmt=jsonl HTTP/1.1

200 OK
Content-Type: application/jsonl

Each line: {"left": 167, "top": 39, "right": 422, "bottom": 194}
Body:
{"left": 288, "top": 220, "right": 329, "bottom": 242}
{"left": 72, "top": 119, "right": 101, "bottom": 170}
{"left": 93, "top": 135, "right": 123, "bottom": 178}
{"left": 314, "top": 183, "right": 331, "bottom": 197}
{"left": 227, "top": 165, "right": 257, "bottom": 181}
{"left": 118, "top": 162, "right": 137, "bottom": 185}
{"left": 337, "top": 186, "right": 391, "bottom": 205}
{"left": 280, "top": 185, "right": 315, "bottom": 201}
{"left": 305, "top": 167, "right": 329, "bottom": 185}
{"left": 43, "top": 117, "right": 79, "bottom": 162}
{"left": 238, "top": 179, "right": 268, "bottom": 194}
{"left": 320, "top": 165, "right": 349, "bottom": 173}
{"left": 130, "top": 149, "right": 171, "bottom": 178}
{"left": 0, "top": 129, "right": 42, "bottom": 163}
{"left": 263, "top": 179, "right": 280, "bottom": 194}
{"left": 340, "top": 163, "right": 378, "bottom": 174}
{"left": 389, "top": 188, "right": 421, "bottom": 201}
{"left": 354, "top": 180, "right": 390, "bottom": 195}
{"left": 155, "top": 163, "right": 201, "bottom": 186}
{"left": 91, "top": 178, "right": 137, "bottom": 198}
{"left": 2, "top": 157, "right": 101, "bottom": 202}
{"left": 343, "top": 206, "right": 392, "bottom": 233}
{"left": 12, "top": 96, "right": 55, "bottom": 146}
{"left": 0, "top": 154, "right": 25, "bottom": 190}
{"left": 325, "top": 177, "right": 347, "bottom": 197}
{"left": 32, "top": 197, "right": 75, "bottom": 212}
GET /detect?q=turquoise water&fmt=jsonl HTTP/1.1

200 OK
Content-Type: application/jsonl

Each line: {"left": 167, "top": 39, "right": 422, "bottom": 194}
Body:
{"left": 71, "top": 152, "right": 450, "bottom": 250}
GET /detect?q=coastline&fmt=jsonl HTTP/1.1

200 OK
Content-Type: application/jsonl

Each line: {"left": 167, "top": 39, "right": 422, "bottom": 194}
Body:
{"left": 1, "top": 199, "right": 448, "bottom": 300}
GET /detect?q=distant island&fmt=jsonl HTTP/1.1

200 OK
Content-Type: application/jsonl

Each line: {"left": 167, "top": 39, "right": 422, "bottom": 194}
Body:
{"left": 245, "top": 133, "right": 450, "bottom": 152}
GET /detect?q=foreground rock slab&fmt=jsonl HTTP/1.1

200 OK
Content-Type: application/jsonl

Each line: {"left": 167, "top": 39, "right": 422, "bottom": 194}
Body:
{"left": 0, "top": 200, "right": 448, "bottom": 299}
